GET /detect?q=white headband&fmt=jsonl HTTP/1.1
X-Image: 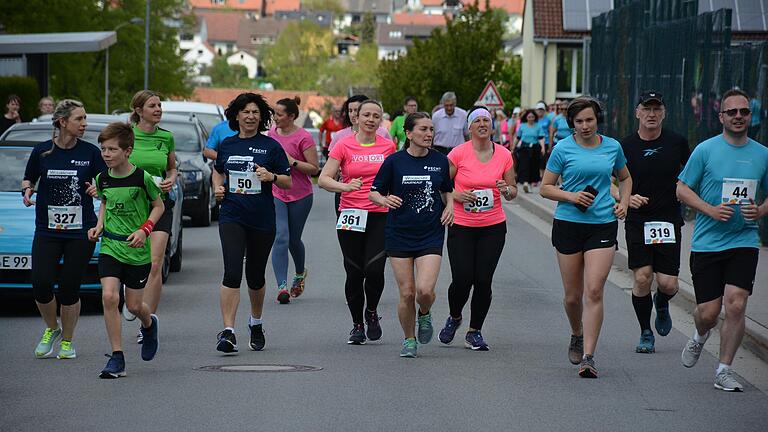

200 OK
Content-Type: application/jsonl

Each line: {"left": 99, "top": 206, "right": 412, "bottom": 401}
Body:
{"left": 467, "top": 108, "right": 492, "bottom": 125}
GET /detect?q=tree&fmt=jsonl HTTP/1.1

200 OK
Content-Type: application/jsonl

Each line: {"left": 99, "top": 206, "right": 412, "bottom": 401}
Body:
{"left": 301, "top": 0, "right": 344, "bottom": 15}
{"left": 261, "top": 21, "right": 335, "bottom": 91}
{"left": 360, "top": 13, "right": 376, "bottom": 44}
{"left": 0, "top": 0, "right": 191, "bottom": 113}
{"left": 208, "top": 57, "right": 251, "bottom": 88}
{"left": 496, "top": 55, "right": 522, "bottom": 110}
{"left": 377, "top": 4, "right": 505, "bottom": 113}
{"left": 319, "top": 44, "right": 381, "bottom": 96}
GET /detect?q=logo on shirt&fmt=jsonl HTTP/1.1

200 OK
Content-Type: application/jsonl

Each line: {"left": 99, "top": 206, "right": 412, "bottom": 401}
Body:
{"left": 248, "top": 147, "right": 268, "bottom": 155}
{"left": 70, "top": 160, "right": 90, "bottom": 167}
{"left": 423, "top": 166, "right": 441, "bottom": 172}
{"left": 47, "top": 169, "right": 77, "bottom": 179}
{"left": 351, "top": 154, "right": 385, "bottom": 163}
{"left": 227, "top": 155, "right": 254, "bottom": 163}
{"left": 402, "top": 175, "right": 431, "bottom": 184}
{"left": 643, "top": 147, "right": 662, "bottom": 157}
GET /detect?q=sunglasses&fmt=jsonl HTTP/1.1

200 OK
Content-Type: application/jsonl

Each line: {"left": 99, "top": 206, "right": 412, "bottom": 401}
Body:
{"left": 720, "top": 108, "right": 751, "bottom": 117}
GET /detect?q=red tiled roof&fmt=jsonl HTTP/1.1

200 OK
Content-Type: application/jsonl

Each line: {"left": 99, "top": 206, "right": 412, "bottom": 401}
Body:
{"left": 188, "top": 0, "right": 261, "bottom": 10}
{"left": 479, "top": 0, "right": 524, "bottom": 14}
{"left": 192, "top": 88, "right": 346, "bottom": 113}
{"left": 532, "top": 0, "right": 588, "bottom": 39}
{"left": 264, "top": 0, "right": 301, "bottom": 15}
{"left": 198, "top": 12, "right": 243, "bottom": 42}
{"left": 392, "top": 12, "right": 447, "bottom": 26}
{"left": 420, "top": 0, "right": 445, "bottom": 6}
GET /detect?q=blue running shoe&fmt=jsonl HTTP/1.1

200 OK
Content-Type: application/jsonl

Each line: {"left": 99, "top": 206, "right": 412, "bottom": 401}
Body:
{"left": 99, "top": 352, "right": 126, "bottom": 379}
{"left": 400, "top": 338, "right": 418, "bottom": 358}
{"left": 438, "top": 316, "right": 462, "bottom": 344}
{"left": 464, "top": 330, "right": 489, "bottom": 351}
{"left": 654, "top": 293, "right": 672, "bottom": 336}
{"left": 417, "top": 311, "right": 434, "bottom": 344}
{"left": 140, "top": 314, "right": 159, "bottom": 361}
{"left": 635, "top": 329, "right": 656, "bottom": 353}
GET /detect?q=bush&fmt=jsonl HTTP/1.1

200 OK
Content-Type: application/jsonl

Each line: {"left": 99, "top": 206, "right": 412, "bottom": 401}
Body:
{"left": 0, "top": 76, "right": 41, "bottom": 121}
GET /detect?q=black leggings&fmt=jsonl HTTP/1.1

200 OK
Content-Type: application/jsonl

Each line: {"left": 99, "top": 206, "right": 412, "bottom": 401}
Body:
{"left": 447, "top": 222, "right": 506, "bottom": 330}
{"left": 31, "top": 235, "right": 95, "bottom": 305}
{"left": 219, "top": 223, "right": 275, "bottom": 290}
{"left": 517, "top": 145, "right": 542, "bottom": 184}
{"left": 336, "top": 212, "right": 387, "bottom": 324}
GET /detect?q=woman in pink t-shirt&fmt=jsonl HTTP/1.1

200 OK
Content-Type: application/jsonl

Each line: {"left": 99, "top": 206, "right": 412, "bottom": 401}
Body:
{"left": 318, "top": 99, "right": 396, "bottom": 345}
{"left": 268, "top": 97, "right": 319, "bottom": 304}
{"left": 437, "top": 106, "right": 517, "bottom": 351}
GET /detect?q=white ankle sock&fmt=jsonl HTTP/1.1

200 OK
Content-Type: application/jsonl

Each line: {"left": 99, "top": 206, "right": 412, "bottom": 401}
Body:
{"left": 716, "top": 363, "right": 731, "bottom": 375}
{"left": 249, "top": 316, "right": 262, "bottom": 326}
{"left": 693, "top": 330, "right": 709, "bottom": 343}
{"left": 225, "top": 327, "right": 235, "bottom": 333}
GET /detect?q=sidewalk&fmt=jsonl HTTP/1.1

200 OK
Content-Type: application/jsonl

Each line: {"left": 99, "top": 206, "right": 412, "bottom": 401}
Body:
{"left": 512, "top": 187, "right": 768, "bottom": 361}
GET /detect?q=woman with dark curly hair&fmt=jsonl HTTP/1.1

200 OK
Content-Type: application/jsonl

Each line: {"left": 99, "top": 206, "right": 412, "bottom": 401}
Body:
{"left": 212, "top": 93, "right": 292, "bottom": 354}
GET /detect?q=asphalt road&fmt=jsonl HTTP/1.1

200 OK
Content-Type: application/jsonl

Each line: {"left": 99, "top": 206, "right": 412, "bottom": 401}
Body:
{"left": 1, "top": 186, "right": 767, "bottom": 431}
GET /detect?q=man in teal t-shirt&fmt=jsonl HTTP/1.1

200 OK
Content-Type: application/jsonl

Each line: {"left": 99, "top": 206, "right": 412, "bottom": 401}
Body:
{"left": 389, "top": 96, "right": 418, "bottom": 150}
{"left": 677, "top": 89, "right": 768, "bottom": 392}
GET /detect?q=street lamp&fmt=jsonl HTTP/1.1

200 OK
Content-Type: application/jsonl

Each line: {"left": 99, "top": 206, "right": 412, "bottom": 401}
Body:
{"left": 105, "top": 17, "right": 144, "bottom": 113}
{"left": 144, "top": 0, "right": 150, "bottom": 90}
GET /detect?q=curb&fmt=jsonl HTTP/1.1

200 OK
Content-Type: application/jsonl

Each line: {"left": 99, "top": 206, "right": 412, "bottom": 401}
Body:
{"left": 512, "top": 192, "right": 768, "bottom": 363}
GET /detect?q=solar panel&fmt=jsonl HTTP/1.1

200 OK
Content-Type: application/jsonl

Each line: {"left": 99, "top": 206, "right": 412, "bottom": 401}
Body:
{"left": 562, "top": 0, "right": 614, "bottom": 31}
{"left": 698, "top": 0, "right": 768, "bottom": 31}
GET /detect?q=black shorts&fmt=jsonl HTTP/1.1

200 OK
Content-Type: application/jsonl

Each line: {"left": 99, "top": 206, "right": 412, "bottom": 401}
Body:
{"left": 625, "top": 220, "right": 682, "bottom": 276}
{"left": 690, "top": 247, "right": 759, "bottom": 304}
{"left": 387, "top": 248, "right": 443, "bottom": 258}
{"left": 552, "top": 219, "right": 618, "bottom": 255}
{"left": 98, "top": 253, "right": 151, "bottom": 289}
{"left": 154, "top": 199, "right": 174, "bottom": 234}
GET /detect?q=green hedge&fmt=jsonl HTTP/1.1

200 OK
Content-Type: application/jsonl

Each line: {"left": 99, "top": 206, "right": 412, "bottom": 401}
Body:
{"left": 0, "top": 76, "right": 41, "bottom": 121}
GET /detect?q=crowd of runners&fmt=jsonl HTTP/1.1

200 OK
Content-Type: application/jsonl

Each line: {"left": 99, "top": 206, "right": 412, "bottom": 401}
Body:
{"left": 16, "top": 86, "right": 767, "bottom": 392}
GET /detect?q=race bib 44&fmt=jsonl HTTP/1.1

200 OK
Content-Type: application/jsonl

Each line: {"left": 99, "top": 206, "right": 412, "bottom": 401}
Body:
{"left": 722, "top": 178, "right": 757, "bottom": 205}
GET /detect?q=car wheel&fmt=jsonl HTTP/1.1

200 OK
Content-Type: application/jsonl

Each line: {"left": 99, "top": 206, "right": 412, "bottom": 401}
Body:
{"left": 170, "top": 229, "right": 183, "bottom": 272}
{"left": 191, "top": 194, "right": 211, "bottom": 227}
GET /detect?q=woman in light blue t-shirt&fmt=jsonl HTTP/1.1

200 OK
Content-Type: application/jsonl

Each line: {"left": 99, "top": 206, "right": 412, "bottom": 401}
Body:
{"left": 540, "top": 97, "right": 632, "bottom": 379}
{"left": 514, "top": 109, "right": 544, "bottom": 192}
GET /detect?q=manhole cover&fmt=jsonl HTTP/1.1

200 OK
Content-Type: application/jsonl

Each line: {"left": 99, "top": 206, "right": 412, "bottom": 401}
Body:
{"left": 195, "top": 364, "right": 323, "bottom": 373}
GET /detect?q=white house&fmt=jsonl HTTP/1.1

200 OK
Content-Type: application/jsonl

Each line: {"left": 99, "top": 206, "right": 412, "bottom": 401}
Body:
{"left": 226, "top": 50, "right": 258, "bottom": 79}
{"left": 182, "top": 41, "right": 216, "bottom": 75}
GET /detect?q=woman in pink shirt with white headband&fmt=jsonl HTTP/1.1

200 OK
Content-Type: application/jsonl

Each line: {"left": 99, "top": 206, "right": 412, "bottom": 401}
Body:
{"left": 437, "top": 105, "right": 517, "bottom": 351}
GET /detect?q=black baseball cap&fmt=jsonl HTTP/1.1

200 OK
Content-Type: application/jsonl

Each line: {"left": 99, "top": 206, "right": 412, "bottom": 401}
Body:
{"left": 638, "top": 91, "right": 664, "bottom": 106}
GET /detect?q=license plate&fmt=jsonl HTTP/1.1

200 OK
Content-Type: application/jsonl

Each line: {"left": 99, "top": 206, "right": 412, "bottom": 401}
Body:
{"left": 0, "top": 255, "right": 31, "bottom": 269}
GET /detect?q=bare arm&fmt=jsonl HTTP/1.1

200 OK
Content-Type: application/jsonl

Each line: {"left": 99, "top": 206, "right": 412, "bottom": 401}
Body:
{"left": 213, "top": 169, "right": 225, "bottom": 202}
{"left": 286, "top": 146, "right": 319, "bottom": 176}
{"left": 318, "top": 157, "right": 360, "bottom": 193}
{"left": 203, "top": 148, "right": 217, "bottom": 161}
{"left": 159, "top": 151, "right": 178, "bottom": 193}
{"left": 614, "top": 166, "right": 632, "bottom": 219}
{"left": 540, "top": 170, "right": 579, "bottom": 203}
{"left": 677, "top": 180, "right": 733, "bottom": 222}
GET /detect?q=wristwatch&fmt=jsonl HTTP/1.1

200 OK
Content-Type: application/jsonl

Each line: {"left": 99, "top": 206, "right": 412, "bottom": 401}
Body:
{"left": 292, "top": 160, "right": 299, "bottom": 167}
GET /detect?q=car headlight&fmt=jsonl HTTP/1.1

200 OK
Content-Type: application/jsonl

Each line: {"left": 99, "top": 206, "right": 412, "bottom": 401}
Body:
{"left": 182, "top": 170, "right": 203, "bottom": 182}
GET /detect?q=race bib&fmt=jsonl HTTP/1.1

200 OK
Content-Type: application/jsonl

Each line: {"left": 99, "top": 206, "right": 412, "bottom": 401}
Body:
{"left": 643, "top": 221, "right": 676, "bottom": 244}
{"left": 463, "top": 189, "right": 494, "bottom": 213}
{"left": 336, "top": 208, "right": 368, "bottom": 232}
{"left": 229, "top": 171, "right": 261, "bottom": 195}
{"left": 722, "top": 178, "right": 757, "bottom": 205}
{"left": 47, "top": 205, "right": 83, "bottom": 230}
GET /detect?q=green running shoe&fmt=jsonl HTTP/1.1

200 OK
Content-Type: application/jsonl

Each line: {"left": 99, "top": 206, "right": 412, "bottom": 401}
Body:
{"left": 57, "top": 340, "right": 77, "bottom": 359}
{"left": 35, "top": 327, "right": 62, "bottom": 358}
{"left": 417, "top": 311, "right": 434, "bottom": 344}
{"left": 400, "top": 338, "right": 418, "bottom": 358}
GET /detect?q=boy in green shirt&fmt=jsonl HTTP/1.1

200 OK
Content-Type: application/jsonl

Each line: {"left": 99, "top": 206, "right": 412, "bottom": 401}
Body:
{"left": 88, "top": 122, "right": 164, "bottom": 379}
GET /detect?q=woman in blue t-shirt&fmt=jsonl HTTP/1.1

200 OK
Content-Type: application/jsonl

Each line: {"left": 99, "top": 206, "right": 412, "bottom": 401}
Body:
{"left": 369, "top": 112, "right": 454, "bottom": 358}
{"left": 540, "top": 97, "right": 632, "bottom": 379}
{"left": 212, "top": 92, "right": 291, "bottom": 354}
{"left": 22, "top": 99, "right": 107, "bottom": 359}
{"left": 514, "top": 109, "right": 545, "bottom": 193}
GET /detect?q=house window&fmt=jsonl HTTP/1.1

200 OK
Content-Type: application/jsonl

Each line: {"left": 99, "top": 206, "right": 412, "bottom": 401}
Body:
{"left": 556, "top": 47, "right": 583, "bottom": 96}
{"left": 389, "top": 31, "right": 402, "bottom": 38}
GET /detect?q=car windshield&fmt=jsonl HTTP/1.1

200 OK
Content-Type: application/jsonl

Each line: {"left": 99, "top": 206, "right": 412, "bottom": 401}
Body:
{"left": 160, "top": 121, "right": 201, "bottom": 153}
{"left": 164, "top": 112, "right": 220, "bottom": 134}
{"left": 0, "top": 147, "right": 33, "bottom": 192}
{"left": 3, "top": 127, "right": 102, "bottom": 145}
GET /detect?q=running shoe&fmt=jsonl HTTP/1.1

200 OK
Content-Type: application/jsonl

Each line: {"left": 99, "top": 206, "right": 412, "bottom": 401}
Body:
{"left": 57, "top": 340, "right": 76, "bottom": 359}
{"left": 348, "top": 324, "right": 366, "bottom": 345}
{"left": 464, "top": 330, "right": 489, "bottom": 351}
{"left": 714, "top": 369, "right": 744, "bottom": 392}
{"left": 248, "top": 324, "right": 265, "bottom": 351}
{"left": 568, "top": 334, "right": 583, "bottom": 365}
{"left": 578, "top": 355, "right": 598, "bottom": 378}
{"left": 290, "top": 269, "right": 308, "bottom": 298}
{"left": 136, "top": 328, "right": 143, "bottom": 344}
{"left": 681, "top": 337, "right": 706, "bottom": 368}
{"left": 121, "top": 285, "right": 136, "bottom": 321}
{"left": 99, "top": 352, "right": 126, "bottom": 379}
{"left": 400, "top": 338, "right": 418, "bottom": 358}
{"left": 417, "top": 311, "right": 434, "bottom": 344}
{"left": 653, "top": 293, "right": 672, "bottom": 336}
{"left": 277, "top": 281, "right": 290, "bottom": 304}
{"left": 523, "top": 182, "right": 530, "bottom": 193}
{"left": 364, "top": 309, "right": 382, "bottom": 341}
{"left": 140, "top": 314, "right": 159, "bottom": 361}
{"left": 34, "top": 327, "right": 62, "bottom": 358}
{"left": 216, "top": 329, "right": 238, "bottom": 354}
{"left": 635, "top": 329, "right": 656, "bottom": 354}
{"left": 438, "top": 316, "right": 462, "bottom": 344}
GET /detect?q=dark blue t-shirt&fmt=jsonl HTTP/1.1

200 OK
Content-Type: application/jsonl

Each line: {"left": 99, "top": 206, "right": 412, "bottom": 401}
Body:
{"left": 371, "top": 149, "right": 453, "bottom": 251}
{"left": 23, "top": 139, "right": 107, "bottom": 239}
{"left": 214, "top": 134, "right": 290, "bottom": 232}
